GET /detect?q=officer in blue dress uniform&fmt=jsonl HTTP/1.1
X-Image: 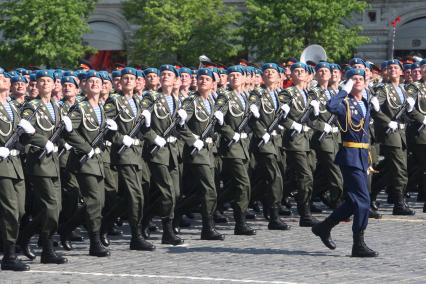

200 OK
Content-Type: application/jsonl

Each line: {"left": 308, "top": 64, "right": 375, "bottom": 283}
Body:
{"left": 312, "top": 68, "right": 378, "bottom": 257}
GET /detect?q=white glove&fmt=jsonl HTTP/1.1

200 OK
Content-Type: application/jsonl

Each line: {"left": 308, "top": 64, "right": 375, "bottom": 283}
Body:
{"left": 154, "top": 135, "right": 166, "bottom": 147}
{"left": 87, "top": 148, "right": 95, "bottom": 159}
{"left": 18, "top": 119, "right": 35, "bottom": 134}
{"left": 141, "top": 109, "right": 151, "bottom": 127}
{"left": 214, "top": 111, "right": 224, "bottom": 126}
{"left": 406, "top": 97, "right": 415, "bottom": 113}
{"left": 310, "top": 100, "right": 320, "bottom": 116}
{"left": 291, "top": 122, "right": 303, "bottom": 133}
{"left": 370, "top": 96, "right": 380, "bottom": 112}
{"left": 388, "top": 121, "right": 398, "bottom": 131}
{"left": 423, "top": 116, "right": 426, "bottom": 125}
{"left": 45, "top": 140, "right": 54, "bottom": 154}
{"left": 177, "top": 109, "right": 187, "bottom": 126}
{"left": 122, "top": 135, "right": 135, "bottom": 147}
{"left": 193, "top": 139, "right": 204, "bottom": 151}
{"left": 343, "top": 79, "right": 354, "bottom": 94}
{"left": 0, "top": 147, "right": 10, "bottom": 159}
{"left": 249, "top": 104, "right": 260, "bottom": 118}
{"left": 262, "top": 133, "right": 270, "bottom": 144}
{"left": 280, "top": 104, "right": 290, "bottom": 116}
{"left": 106, "top": 118, "right": 118, "bottom": 131}
{"left": 232, "top": 132, "right": 240, "bottom": 142}
{"left": 64, "top": 143, "right": 72, "bottom": 150}
{"left": 62, "top": 116, "right": 72, "bottom": 133}
{"left": 332, "top": 127, "right": 339, "bottom": 133}
{"left": 323, "top": 123, "right": 332, "bottom": 134}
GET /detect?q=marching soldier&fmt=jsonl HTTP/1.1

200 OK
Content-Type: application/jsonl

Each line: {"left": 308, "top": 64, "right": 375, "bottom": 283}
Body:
{"left": 280, "top": 62, "right": 321, "bottom": 227}
{"left": 312, "top": 68, "right": 378, "bottom": 257}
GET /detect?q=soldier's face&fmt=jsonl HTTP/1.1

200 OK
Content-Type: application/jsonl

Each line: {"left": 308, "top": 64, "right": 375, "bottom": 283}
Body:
{"left": 146, "top": 73, "right": 159, "bottom": 88}
{"left": 365, "top": 68, "right": 372, "bottom": 81}
{"left": 262, "top": 69, "right": 278, "bottom": 85}
{"left": 37, "top": 77, "right": 54, "bottom": 95}
{"left": 351, "top": 75, "right": 365, "bottom": 92}
{"left": 62, "top": 82, "right": 77, "bottom": 98}
{"left": 173, "top": 77, "right": 182, "bottom": 90}
{"left": 228, "top": 72, "right": 243, "bottom": 88}
{"left": 135, "top": 76, "right": 146, "bottom": 92}
{"left": 315, "top": 68, "right": 331, "bottom": 82}
{"left": 27, "top": 81, "right": 39, "bottom": 98}
{"left": 291, "top": 68, "right": 306, "bottom": 84}
{"left": 352, "top": 64, "right": 365, "bottom": 70}
{"left": 101, "top": 80, "right": 113, "bottom": 95}
{"left": 121, "top": 74, "right": 136, "bottom": 92}
{"left": 388, "top": 64, "right": 402, "bottom": 79}
{"left": 54, "top": 79, "right": 62, "bottom": 93}
{"left": 180, "top": 73, "right": 191, "bottom": 87}
{"left": 197, "top": 75, "right": 213, "bottom": 92}
{"left": 412, "top": 68, "right": 422, "bottom": 81}
{"left": 113, "top": 77, "right": 122, "bottom": 91}
{"left": 86, "top": 77, "right": 102, "bottom": 95}
{"left": 330, "top": 69, "right": 341, "bottom": 83}
{"left": 160, "top": 71, "right": 176, "bottom": 87}
{"left": 219, "top": 74, "right": 227, "bottom": 86}
{"left": 12, "top": 81, "right": 27, "bottom": 95}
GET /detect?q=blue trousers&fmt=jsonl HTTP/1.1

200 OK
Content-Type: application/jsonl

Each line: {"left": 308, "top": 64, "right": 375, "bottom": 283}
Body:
{"left": 330, "top": 165, "right": 370, "bottom": 233}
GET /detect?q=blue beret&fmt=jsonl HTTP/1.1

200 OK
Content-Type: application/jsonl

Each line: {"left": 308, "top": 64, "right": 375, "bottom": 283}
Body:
{"left": 278, "top": 67, "right": 285, "bottom": 74}
{"left": 261, "top": 63, "right": 279, "bottom": 72}
{"left": 179, "top": 67, "right": 192, "bottom": 76}
{"left": 54, "top": 71, "right": 63, "bottom": 81}
{"left": 77, "top": 71, "right": 87, "bottom": 80}
{"left": 345, "top": 68, "right": 365, "bottom": 79}
{"left": 61, "top": 76, "right": 78, "bottom": 87}
{"left": 315, "top": 62, "right": 330, "bottom": 71}
{"left": 121, "top": 67, "right": 137, "bottom": 77}
{"left": 419, "top": 59, "right": 426, "bottom": 67}
{"left": 111, "top": 70, "right": 122, "bottom": 78}
{"left": 29, "top": 73, "right": 37, "bottom": 82}
{"left": 159, "top": 64, "right": 178, "bottom": 77}
{"left": 99, "top": 71, "right": 112, "bottom": 82}
{"left": 290, "top": 62, "right": 308, "bottom": 72}
{"left": 217, "top": 68, "right": 227, "bottom": 75}
{"left": 381, "top": 61, "right": 388, "bottom": 70}
{"left": 403, "top": 64, "right": 412, "bottom": 70}
{"left": 85, "top": 70, "right": 102, "bottom": 80}
{"left": 144, "top": 68, "right": 160, "bottom": 76}
{"left": 197, "top": 68, "right": 215, "bottom": 79}
{"left": 254, "top": 68, "right": 263, "bottom": 75}
{"left": 329, "top": 63, "right": 341, "bottom": 71}
{"left": 0, "top": 67, "right": 5, "bottom": 75}
{"left": 11, "top": 75, "right": 28, "bottom": 84}
{"left": 15, "top": 68, "right": 26, "bottom": 75}
{"left": 191, "top": 69, "right": 198, "bottom": 75}
{"left": 36, "top": 70, "right": 55, "bottom": 80}
{"left": 227, "top": 65, "right": 244, "bottom": 75}
{"left": 63, "top": 71, "right": 74, "bottom": 77}
{"left": 387, "top": 59, "right": 403, "bottom": 69}
{"left": 349, "top": 58, "right": 366, "bottom": 67}
{"left": 136, "top": 70, "right": 145, "bottom": 78}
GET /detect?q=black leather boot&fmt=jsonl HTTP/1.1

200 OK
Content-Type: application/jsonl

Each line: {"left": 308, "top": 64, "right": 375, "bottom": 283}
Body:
{"left": 89, "top": 232, "right": 110, "bottom": 257}
{"left": 60, "top": 234, "right": 73, "bottom": 251}
{"left": 40, "top": 236, "right": 68, "bottom": 264}
{"left": 130, "top": 226, "right": 156, "bottom": 251}
{"left": 392, "top": 192, "right": 415, "bottom": 216}
{"left": 213, "top": 210, "right": 228, "bottom": 223}
{"left": 1, "top": 242, "right": 30, "bottom": 271}
{"left": 268, "top": 207, "right": 291, "bottom": 230}
{"left": 298, "top": 205, "right": 320, "bottom": 227}
{"left": 161, "top": 218, "right": 184, "bottom": 246}
{"left": 368, "top": 208, "right": 382, "bottom": 219}
{"left": 351, "top": 231, "right": 378, "bottom": 257}
{"left": 312, "top": 217, "right": 339, "bottom": 250}
{"left": 233, "top": 208, "right": 256, "bottom": 235}
{"left": 17, "top": 228, "right": 36, "bottom": 260}
{"left": 201, "top": 216, "right": 225, "bottom": 241}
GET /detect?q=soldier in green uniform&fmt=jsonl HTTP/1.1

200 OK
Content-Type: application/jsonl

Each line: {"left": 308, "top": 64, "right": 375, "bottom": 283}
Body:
{"left": 64, "top": 70, "right": 114, "bottom": 257}
{"left": 10, "top": 75, "right": 28, "bottom": 108}
{"left": 101, "top": 67, "right": 155, "bottom": 251}
{"left": 19, "top": 70, "right": 70, "bottom": 264}
{"left": 280, "top": 62, "right": 321, "bottom": 227}
{"left": 405, "top": 59, "right": 426, "bottom": 211}
{"left": 249, "top": 63, "right": 290, "bottom": 230}
{"left": 175, "top": 68, "right": 225, "bottom": 240}
{"left": 141, "top": 64, "right": 186, "bottom": 245}
{"left": 215, "top": 65, "right": 256, "bottom": 236}
{"left": 0, "top": 69, "right": 34, "bottom": 271}
{"left": 372, "top": 60, "right": 415, "bottom": 215}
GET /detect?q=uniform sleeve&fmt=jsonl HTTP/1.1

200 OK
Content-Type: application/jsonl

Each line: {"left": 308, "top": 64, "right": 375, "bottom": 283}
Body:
{"left": 247, "top": 93, "right": 266, "bottom": 138}
{"left": 214, "top": 94, "right": 237, "bottom": 141}
{"left": 20, "top": 105, "right": 49, "bottom": 148}
{"left": 105, "top": 97, "right": 127, "bottom": 145}
{"left": 280, "top": 89, "right": 296, "bottom": 129}
{"left": 177, "top": 97, "right": 197, "bottom": 146}
{"left": 141, "top": 94, "right": 160, "bottom": 144}
{"left": 326, "top": 89, "right": 349, "bottom": 119}
{"left": 64, "top": 107, "right": 92, "bottom": 154}
{"left": 371, "top": 86, "right": 392, "bottom": 126}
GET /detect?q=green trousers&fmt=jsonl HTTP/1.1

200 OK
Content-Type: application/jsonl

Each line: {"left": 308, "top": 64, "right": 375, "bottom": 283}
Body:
{"left": 381, "top": 145, "right": 408, "bottom": 199}
{"left": 0, "top": 177, "right": 25, "bottom": 243}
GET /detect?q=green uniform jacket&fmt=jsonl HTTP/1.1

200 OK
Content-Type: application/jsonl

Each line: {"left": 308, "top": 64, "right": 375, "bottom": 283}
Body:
{"left": 216, "top": 90, "right": 250, "bottom": 160}
{"left": 280, "top": 86, "right": 317, "bottom": 152}
{"left": 21, "top": 99, "right": 61, "bottom": 177}
{"left": 406, "top": 81, "right": 426, "bottom": 145}
{"left": 65, "top": 100, "right": 108, "bottom": 177}
{"left": 0, "top": 102, "right": 24, "bottom": 179}
{"left": 248, "top": 88, "right": 283, "bottom": 155}
{"left": 373, "top": 83, "right": 408, "bottom": 147}
{"left": 104, "top": 93, "right": 144, "bottom": 168}
{"left": 309, "top": 87, "right": 341, "bottom": 153}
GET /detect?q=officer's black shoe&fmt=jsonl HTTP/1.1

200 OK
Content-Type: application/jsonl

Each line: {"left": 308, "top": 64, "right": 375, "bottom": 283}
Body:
{"left": 149, "top": 221, "right": 159, "bottom": 232}
{"left": 311, "top": 217, "right": 339, "bottom": 250}
{"left": 310, "top": 203, "right": 323, "bottom": 213}
{"left": 370, "top": 201, "right": 379, "bottom": 211}
{"left": 130, "top": 235, "right": 156, "bottom": 251}
{"left": 179, "top": 216, "right": 191, "bottom": 228}
{"left": 142, "top": 225, "right": 151, "bottom": 239}
{"left": 234, "top": 223, "right": 256, "bottom": 235}
{"left": 161, "top": 218, "right": 184, "bottom": 246}
{"left": 368, "top": 209, "right": 382, "bottom": 219}
{"left": 351, "top": 231, "right": 378, "bottom": 257}
{"left": 89, "top": 232, "right": 110, "bottom": 257}
{"left": 108, "top": 226, "right": 123, "bottom": 236}
{"left": 100, "top": 232, "right": 110, "bottom": 247}
{"left": 245, "top": 211, "right": 256, "bottom": 220}
{"left": 268, "top": 207, "right": 291, "bottom": 230}
{"left": 1, "top": 242, "right": 30, "bottom": 271}
{"left": 299, "top": 216, "right": 320, "bottom": 227}
{"left": 201, "top": 217, "right": 225, "bottom": 241}
{"left": 279, "top": 205, "right": 292, "bottom": 216}
{"left": 40, "top": 238, "right": 68, "bottom": 264}
{"left": 213, "top": 210, "right": 228, "bottom": 223}
{"left": 60, "top": 235, "right": 73, "bottom": 251}
{"left": 18, "top": 236, "right": 36, "bottom": 260}
{"left": 70, "top": 230, "right": 84, "bottom": 242}
{"left": 392, "top": 205, "right": 415, "bottom": 216}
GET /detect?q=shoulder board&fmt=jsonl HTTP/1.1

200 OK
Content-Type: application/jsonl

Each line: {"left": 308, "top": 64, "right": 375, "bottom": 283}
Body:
{"left": 109, "top": 93, "right": 121, "bottom": 100}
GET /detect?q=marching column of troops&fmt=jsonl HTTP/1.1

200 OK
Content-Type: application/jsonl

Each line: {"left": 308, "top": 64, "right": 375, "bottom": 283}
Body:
{"left": 0, "top": 56, "right": 424, "bottom": 271}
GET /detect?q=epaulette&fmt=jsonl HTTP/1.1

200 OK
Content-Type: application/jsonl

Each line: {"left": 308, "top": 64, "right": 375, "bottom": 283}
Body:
{"left": 405, "top": 82, "right": 420, "bottom": 98}
{"left": 109, "top": 92, "right": 121, "bottom": 100}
